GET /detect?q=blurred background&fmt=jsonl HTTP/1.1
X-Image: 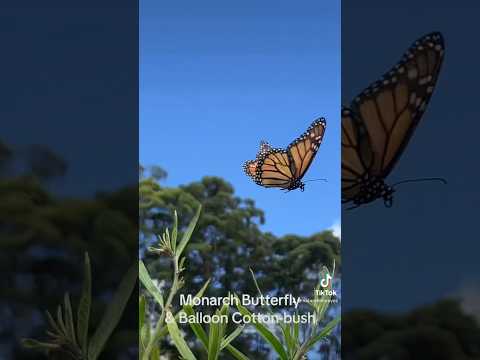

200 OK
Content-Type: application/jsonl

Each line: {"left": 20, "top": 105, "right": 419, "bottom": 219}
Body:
{"left": 0, "top": 2, "right": 138, "bottom": 359}
{"left": 342, "top": 1, "right": 480, "bottom": 359}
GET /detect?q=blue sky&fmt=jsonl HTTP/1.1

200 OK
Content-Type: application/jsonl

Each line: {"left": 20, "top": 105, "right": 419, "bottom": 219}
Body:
{"left": 140, "top": 1, "right": 340, "bottom": 237}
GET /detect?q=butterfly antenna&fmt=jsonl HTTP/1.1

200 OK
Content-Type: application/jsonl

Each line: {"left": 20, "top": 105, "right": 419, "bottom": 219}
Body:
{"left": 304, "top": 178, "right": 328, "bottom": 183}
{"left": 392, "top": 177, "right": 447, "bottom": 187}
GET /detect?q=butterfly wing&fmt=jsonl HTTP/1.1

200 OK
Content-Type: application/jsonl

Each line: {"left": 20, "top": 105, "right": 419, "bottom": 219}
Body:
{"left": 255, "top": 148, "right": 294, "bottom": 189}
{"left": 341, "top": 107, "right": 374, "bottom": 203}
{"left": 244, "top": 118, "right": 326, "bottom": 190}
{"left": 287, "top": 118, "right": 326, "bottom": 180}
{"left": 257, "top": 141, "right": 273, "bottom": 157}
{"left": 243, "top": 141, "right": 274, "bottom": 180}
{"left": 351, "top": 32, "right": 445, "bottom": 178}
{"left": 243, "top": 159, "right": 258, "bottom": 180}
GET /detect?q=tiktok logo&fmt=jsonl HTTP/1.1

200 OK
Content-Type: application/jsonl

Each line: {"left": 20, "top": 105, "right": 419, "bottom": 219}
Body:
{"left": 320, "top": 259, "right": 335, "bottom": 288}
{"left": 320, "top": 273, "right": 332, "bottom": 288}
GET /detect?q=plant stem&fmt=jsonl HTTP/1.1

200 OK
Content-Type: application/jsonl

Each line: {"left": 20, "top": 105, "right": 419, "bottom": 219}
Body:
{"left": 292, "top": 314, "right": 320, "bottom": 360}
{"left": 143, "top": 255, "right": 180, "bottom": 359}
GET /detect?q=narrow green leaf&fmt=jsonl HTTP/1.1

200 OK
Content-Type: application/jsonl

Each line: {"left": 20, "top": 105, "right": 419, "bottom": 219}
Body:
{"left": 171, "top": 210, "right": 178, "bottom": 251}
{"left": 63, "top": 293, "right": 78, "bottom": 347}
{"left": 21, "top": 338, "right": 60, "bottom": 350}
{"left": 139, "top": 295, "right": 149, "bottom": 354}
{"left": 165, "top": 311, "right": 197, "bottom": 360}
{"left": 152, "top": 279, "right": 212, "bottom": 344}
{"left": 56, "top": 305, "right": 67, "bottom": 336}
{"left": 151, "top": 345, "right": 161, "bottom": 360}
{"left": 225, "top": 344, "right": 250, "bottom": 360}
{"left": 140, "top": 321, "right": 151, "bottom": 353}
{"left": 293, "top": 321, "right": 300, "bottom": 343}
{"left": 316, "top": 288, "right": 332, "bottom": 321}
{"left": 207, "top": 318, "right": 221, "bottom": 360}
{"left": 165, "top": 228, "right": 171, "bottom": 249}
{"left": 77, "top": 252, "right": 91, "bottom": 355}
{"left": 282, "top": 322, "right": 296, "bottom": 355}
{"left": 183, "top": 306, "right": 208, "bottom": 350}
{"left": 236, "top": 300, "right": 288, "bottom": 360}
{"left": 176, "top": 205, "right": 201, "bottom": 258}
{"left": 219, "top": 303, "right": 229, "bottom": 317}
{"left": 195, "top": 278, "right": 211, "bottom": 298}
{"left": 179, "top": 257, "right": 186, "bottom": 272}
{"left": 45, "top": 310, "right": 62, "bottom": 335}
{"left": 217, "top": 304, "right": 229, "bottom": 340}
{"left": 87, "top": 262, "right": 137, "bottom": 360}
{"left": 305, "top": 316, "right": 340, "bottom": 351}
{"left": 139, "top": 260, "right": 164, "bottom": 309}
{"left": 220, "top": 325, "right": 244, "bottom": 349}
{"left": 139, "top": 295, "right": 146, "bottom": 330}
{"left": 249, "top": 269, "right": 269, "bottom": 311}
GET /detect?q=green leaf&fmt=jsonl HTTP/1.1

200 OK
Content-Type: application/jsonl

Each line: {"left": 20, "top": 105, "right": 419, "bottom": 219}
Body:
{"left": 45, "top": 310, "right": 62, "bottom": 335}
{"left": 139, "top": 295, "right": 146, "bottom": 330}
{"left": 87, "top": 262, "right": 137, "bottom": 360}
{"left": 165, "top": 311, "right": 197, "bottom": 360}
{"left": 225, "top": 344, "right": 250, "bottom": 360}
{"left": 220, "top": 325, "right": 244, "bottom": 350}
{"left": 139, "top": 296, "right": 145, "bottom": 331}
{"left": 150, "top": 345, "right": 161, "bottom": 360}
{"left": 21, "top": 338, "right": 60, "bottom": 350}
{"left": 140, "top": 315, "right": 151, "bottom": 355}
{"left": 183, "top": 306, "right": 208, "bottom": 350}
{"left": 304, "top": 316, "right": 340, "bottom": 351}
{"left": 312, "top": 265, "right": 335, "bottom": 322}
{"left": 139, "top": 260, "right": 164, "bottom": 309}
{"left": 236, "top": 300, "right": 288, "bottom": 360}
{"left": 217, "top": 304, "right": 229, "bottom": 338}
{"left": 179, "top": 256, "right": 186, "bottom": 271}
{"left": 139, "top": 295, "right": 149, "bottom": 354}
{"left": 195, "top": 278, "right": 211, "bottom": 298}
{"left": 171, "top": 210, "right": 178, "bottom": 252}
{"left": 56, "top": 305, "right": 67, "bottom": 336}
{"left": 249, "top": 268, "right": 271, "bottom": 314}
{"left": 176, "top": 204, "right": 201, "bottom": 258}
{"left": 165, "top": 228, "right": 171, "bottom": 249}
{"left": 293, "top": 321, "right": 300, "bottom": 343}
{"left": 282, "top": 322, "right": 296, "bottom": 355}
{"left": 152, "top": 276, "right": 210, "bottom": 344}
{"left": 207, "top": 317, "right": 222, "bottom": 360}
{"left": 63, "top": 293, "right": 78, "bottom": 347}
{"left": 77, "top": 252, "right": 91, "bottom": 355}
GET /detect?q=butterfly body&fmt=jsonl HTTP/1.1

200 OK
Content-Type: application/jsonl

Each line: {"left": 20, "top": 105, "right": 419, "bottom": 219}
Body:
{"left": 342, "top": 32, "right": 445, "bottom": 208}
{"left": 288, "top": 178, "right": 305, "bottom": 192}
{"left": 350, "top": 176, "right": 395, "bottom": 208}
{"left": 244, "top": 118, "right": 326, "bottom": 191}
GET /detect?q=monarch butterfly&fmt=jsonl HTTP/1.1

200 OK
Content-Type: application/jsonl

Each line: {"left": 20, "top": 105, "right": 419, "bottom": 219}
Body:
{"left": 342, "top": 32, "right": 445, "bottom": 209}
{"left": 243, "top": 118, "right": 326, "bottom": 191}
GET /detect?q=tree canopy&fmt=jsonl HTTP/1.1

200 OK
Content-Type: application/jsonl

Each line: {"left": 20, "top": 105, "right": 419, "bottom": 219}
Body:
{"left": 343, "top": 299, "right": 480, "bottom": 359}
{"left": 0, "top": 141, "right": 137, "bottom": 359}
{"left": 140, "top": 167, "right": 340, "bottom": 299}
{"left": 140, "top": 166, "right": 341, "bottom": 358}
